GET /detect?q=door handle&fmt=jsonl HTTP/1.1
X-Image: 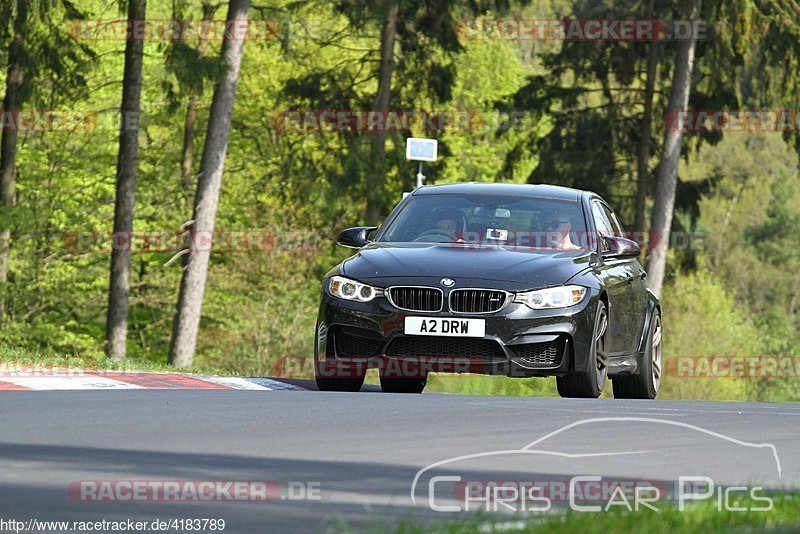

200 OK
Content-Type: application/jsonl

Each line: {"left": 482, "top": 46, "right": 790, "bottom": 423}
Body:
{"left": 639, "top": 271, "right": 647, "bottom": 280}
{"left": 625, "top": 274, "right": 633, "bottom": 283}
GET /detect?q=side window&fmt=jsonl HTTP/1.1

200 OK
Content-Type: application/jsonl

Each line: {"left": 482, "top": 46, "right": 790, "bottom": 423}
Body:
{"left": 591, "top": 202, "right": 613, "bottom": 252}
{"left": 591, "top": 202, "right": 614, "bottom": 237}
{"left": 601, "top": 204, "right": 625, "bottom": 238}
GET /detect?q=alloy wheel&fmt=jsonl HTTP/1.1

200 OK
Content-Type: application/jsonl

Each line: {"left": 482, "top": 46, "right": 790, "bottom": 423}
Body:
{"left": 595, "top": 306, "right": 609, "bottom": 389}
{"left": 651, "top": 314, "right": 662, "bottom": 392}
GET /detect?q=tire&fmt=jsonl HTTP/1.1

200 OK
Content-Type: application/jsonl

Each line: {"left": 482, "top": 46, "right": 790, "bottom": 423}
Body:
{"left": 613, "top": 309, "right": 661, "bottom": 399}
{"left": 315, "top": 363, "right": 366, "bottom": 392}
{"left": 380, "top": 372, "right": 427, "bottom": 394}
{"left": 314, "top": 326, "right": 366, "bottom": 392}
{"left": 557, "top": 300, "right": 608, "bottom": 398}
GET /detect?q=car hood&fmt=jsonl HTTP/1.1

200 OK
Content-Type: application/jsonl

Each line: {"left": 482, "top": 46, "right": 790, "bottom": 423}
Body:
{"left": 341, "top": 242, "right": 592, "bottom": 289}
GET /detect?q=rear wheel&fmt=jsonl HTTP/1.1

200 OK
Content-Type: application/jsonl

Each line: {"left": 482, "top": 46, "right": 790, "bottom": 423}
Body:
{"left": 557, "top": 300, "right": 608, "bottom": 398}
{"left": 613, "top": 309, "right": 661, "bottom": 399}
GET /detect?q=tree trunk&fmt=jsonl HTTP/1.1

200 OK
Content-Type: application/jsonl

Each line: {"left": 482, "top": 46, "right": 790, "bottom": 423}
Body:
{"left": 105, "top": 0, "right": 146, "bottom": 360}
{"left": 0, "top": 0, "right": 28, "bottom": 326}
{"left": 633, "top": 0, "right": 661, "bottom": 239}
{"left": 169, "top": 0, "right": 250, "bottom": 368}
{"left": 364, "top": 1, "right": 398, "bottom": 224}
{"left": 647, "top": 0, "right": 702, "bottom": 296}
{"left": 181, "top": 98, "right": 199, "bottom": 202}
{"left": 180, "top": 0, "right": 216, "bottom": 209}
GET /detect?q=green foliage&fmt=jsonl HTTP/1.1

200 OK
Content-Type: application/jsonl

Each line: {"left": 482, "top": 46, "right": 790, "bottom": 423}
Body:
{"left": 0, "top": 344, "right": 229, "bottom": 374}
{"left": 683, "top": 133, "right": 799, "bottom": 342}
{"left": 503, "top": 0, "right": 673, "bottom": 218}
{"left": 660, "top": 269, "right": 757, "bottom": 401}
{"left": 437, "top": 39, "right": 541, "bottom": 184}
{"left": 426, "top": 373, "right": 557, "bottom": 397}
{"left": 383, "top": 493, "right": 800, "bottom": 533}
{"left": 665, "top": 132, "right": 800, "bottom": 401}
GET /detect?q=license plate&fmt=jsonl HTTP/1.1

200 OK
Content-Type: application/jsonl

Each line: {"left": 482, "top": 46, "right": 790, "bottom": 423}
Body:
{"left": 404, "top": 317, "right": 485, "bottom": 338}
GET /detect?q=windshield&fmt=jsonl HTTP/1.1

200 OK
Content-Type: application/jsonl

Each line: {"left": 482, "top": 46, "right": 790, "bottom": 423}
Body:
{"left": 378, "top": 193, "right": 588, "bottom": 250}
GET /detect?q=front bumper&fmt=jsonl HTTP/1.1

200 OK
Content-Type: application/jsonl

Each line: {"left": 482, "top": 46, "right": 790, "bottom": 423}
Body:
{"left": 315, "top": 282, "right": 598, "bottom": 378}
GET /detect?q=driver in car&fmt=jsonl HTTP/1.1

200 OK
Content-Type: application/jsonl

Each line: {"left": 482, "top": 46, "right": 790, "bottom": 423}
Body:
{"left": 544, "top": 210, "right": 581, "bottom": 250}
{"left": 427, "top": 208, "right": 466, "bottom": 243}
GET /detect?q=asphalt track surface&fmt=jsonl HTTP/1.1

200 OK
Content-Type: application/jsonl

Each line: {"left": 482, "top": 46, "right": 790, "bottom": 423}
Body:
{"left": 1, "top": 383, "right": 798, "bottom": 532}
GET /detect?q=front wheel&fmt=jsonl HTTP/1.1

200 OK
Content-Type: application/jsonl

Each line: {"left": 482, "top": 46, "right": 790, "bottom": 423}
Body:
{"left": 314, "top": 326, "right": 366, "bottom": 392}
{"left": 315, "top": 361, "right": 366, "bottom": 392}
{"left": 557, "top": 300, "right": 608, "bottom": 398}
{"left": 613, "top": 309, "right": 662, "bottom": 399}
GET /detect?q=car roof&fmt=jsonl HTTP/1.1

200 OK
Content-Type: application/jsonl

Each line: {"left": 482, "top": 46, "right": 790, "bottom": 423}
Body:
{"left": 411, "top": 182, "right": 587, "bottom": 202}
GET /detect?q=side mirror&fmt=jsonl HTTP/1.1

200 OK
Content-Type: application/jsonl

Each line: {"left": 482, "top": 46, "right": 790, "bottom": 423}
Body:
{"left": 601, "top": 236, "right": 641, "bottom": 259}
{"left": 337, "top": 226, "right": 378, "bottom": 249}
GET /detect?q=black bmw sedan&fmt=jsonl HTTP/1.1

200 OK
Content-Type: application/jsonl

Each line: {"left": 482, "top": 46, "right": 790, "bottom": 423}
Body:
{"left": 314, "top": 183, "right": 662, "bottom": 399}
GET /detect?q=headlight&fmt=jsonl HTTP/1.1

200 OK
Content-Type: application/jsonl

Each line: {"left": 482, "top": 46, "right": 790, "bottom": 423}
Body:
{"left": 514, "top": 285, "right": 587, "bottom": 309}
{"left": 328, "top": 276, "right": 381, "bottom": 302}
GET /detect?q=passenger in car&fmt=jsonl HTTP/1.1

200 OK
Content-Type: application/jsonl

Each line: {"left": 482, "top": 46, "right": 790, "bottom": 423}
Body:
{"left": 543, "top": 211, "right": 581, "bottom": 250}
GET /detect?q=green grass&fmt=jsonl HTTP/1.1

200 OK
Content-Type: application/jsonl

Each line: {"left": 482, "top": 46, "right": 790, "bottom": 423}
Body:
{"left": 424, "top": 373, "right": 559, "bottom": 397}
{"left": 0, "top": 346, "right": 230, "bottom": 376}
{"left": 375, "top": 493, "right": 800, "bottom": 533}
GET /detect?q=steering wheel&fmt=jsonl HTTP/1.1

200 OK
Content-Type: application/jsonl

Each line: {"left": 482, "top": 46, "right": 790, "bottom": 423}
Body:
{"left": 412, "top": 229, "right": 455, "bottom": 243}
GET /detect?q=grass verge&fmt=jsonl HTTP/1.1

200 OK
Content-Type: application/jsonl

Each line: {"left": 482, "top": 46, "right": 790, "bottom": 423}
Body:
{"left": 380, "top": 493, "right": 800, "bottom": 533}
{"left": 0, "top": 346, "right": 229, "bottom": 376}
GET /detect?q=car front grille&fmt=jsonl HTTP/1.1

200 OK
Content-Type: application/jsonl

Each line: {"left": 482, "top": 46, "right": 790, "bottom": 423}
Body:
{"left": 334, "top": 327, "right": 385, "bottom": 358}
{"left": 388, "top": 287, "right": 443, "bottom": 312}
{"left": 512, "top": 338, "right": 564, "bottom": 367}
{"left": 386, "top": 337, "right": 506, "bottom": 361}
{"left": 449, "top": 289, "right": 508, "bottom": 313}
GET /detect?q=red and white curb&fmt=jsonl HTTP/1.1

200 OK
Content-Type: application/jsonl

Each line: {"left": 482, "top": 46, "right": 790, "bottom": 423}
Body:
{"left": 0, "top": 371, "right": 306, "bottom": 391}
